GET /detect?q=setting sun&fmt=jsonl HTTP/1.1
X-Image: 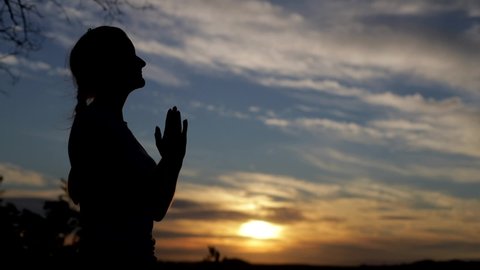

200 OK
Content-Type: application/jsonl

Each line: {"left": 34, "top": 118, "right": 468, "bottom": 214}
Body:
{"left": 238, "top": 220, "right": 282, "bottom": 240}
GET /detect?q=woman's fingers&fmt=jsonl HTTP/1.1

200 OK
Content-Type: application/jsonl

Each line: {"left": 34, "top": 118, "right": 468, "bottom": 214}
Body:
{"left": 173, "top": 108, "right": 181, "bottom": 135}
{"left": 155, "top": 126, "right": 161, "bottom": 139}
{"left": 165, "top": 107, "right": 184, "bottom": 136}
{"left": 155, "top": 126, "right": 162, "bottom": 145}
{"left": 182, "top": 119, "right": 188, "bottom": 139}
{"left": 155, "top": 126, "right": 164, "bottom": 156}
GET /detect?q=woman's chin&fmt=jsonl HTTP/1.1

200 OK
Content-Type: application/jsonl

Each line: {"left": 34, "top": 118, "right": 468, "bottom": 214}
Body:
{"left": 132, "top": 78, "right": 146, "bottom": 90}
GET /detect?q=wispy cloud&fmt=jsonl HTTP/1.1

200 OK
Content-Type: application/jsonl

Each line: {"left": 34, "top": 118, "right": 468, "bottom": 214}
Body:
{"left": 189, "top": 100, "right": 250, "bottom": 120}
{"left": 259, "top": 89, "right": 480, "bottom": 157}
{"left": 127, "top": 0, "right": 480, "bottom": 93}
{"left": 0, "top": 163, "right": 62, "bottom": 199}
{"left": 0, "top": 162, "right": 49, "bottom": 187}
{"left": 2, "top": 188, "right": 63, "bottom": 199}
{"left": 300, "top": 147, "right": 480, "bottom": 184}
{"left": 143, "top": 63, "right": 187, "bottom": 87}
{"left": 0, "top": 54, "right": 69, "bottom": 78}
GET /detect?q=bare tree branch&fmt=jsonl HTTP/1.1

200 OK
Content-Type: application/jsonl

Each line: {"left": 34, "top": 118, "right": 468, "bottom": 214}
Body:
{"left": 0, "top": 0, "right": 154, "bottom": 94}
{"left": 4, "top": 0, "right": 18, "bottom": 25}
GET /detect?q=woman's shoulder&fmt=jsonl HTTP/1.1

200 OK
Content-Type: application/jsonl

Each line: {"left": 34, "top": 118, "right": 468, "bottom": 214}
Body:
{"left": 74, "top": 105, "right": 118, "bottom": 129}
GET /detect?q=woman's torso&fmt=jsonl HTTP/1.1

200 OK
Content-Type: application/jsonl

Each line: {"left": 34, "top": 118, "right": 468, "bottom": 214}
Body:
{"left": 68, "top": 104, "right": 157, "bottom": 264}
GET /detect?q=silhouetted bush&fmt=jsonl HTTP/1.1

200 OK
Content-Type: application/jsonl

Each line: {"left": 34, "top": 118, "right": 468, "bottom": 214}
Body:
{"left": 0, "top": 176, "right": 81, "bottom": 265}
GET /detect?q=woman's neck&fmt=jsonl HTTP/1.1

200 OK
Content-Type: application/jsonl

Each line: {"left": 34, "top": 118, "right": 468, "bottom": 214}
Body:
{"left": 91, "top": 92, "right": 129, "bottom": 121}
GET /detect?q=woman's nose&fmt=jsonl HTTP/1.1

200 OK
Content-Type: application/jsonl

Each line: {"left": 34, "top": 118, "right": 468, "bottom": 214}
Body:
{"left": 137, "top": 56, "right": 146, "bottom": 68}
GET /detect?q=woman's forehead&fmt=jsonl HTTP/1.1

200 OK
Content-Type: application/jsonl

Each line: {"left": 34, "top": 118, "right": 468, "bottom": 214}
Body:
{"left": 108, "top": 34, "right": 136, "bottom": 54}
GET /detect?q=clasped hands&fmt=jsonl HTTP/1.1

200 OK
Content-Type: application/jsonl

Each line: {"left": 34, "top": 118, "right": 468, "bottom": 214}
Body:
{"left": 155, "top": 106, "right": 188, "bottom": 163}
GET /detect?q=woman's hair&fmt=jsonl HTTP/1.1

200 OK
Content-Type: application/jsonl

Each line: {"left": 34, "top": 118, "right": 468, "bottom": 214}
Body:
{"left": 69, "top": 26, "right": 127, "bottom": 114}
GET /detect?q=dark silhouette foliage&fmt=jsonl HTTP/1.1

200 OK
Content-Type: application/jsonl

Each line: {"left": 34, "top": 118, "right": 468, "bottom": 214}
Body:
{"left": 204, "top": 246, "right": 221, "bottom": 263}
{"left": 0, "top": 176, "right": 81, "bottom": 265}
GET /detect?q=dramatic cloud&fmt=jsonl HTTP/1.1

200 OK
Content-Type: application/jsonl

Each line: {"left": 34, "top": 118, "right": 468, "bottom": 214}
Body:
{"left": 126, "top": 0, "right": 480, "bottom": 93}
{"left": 155, "top": 170, "right": 480, "bottom": 264}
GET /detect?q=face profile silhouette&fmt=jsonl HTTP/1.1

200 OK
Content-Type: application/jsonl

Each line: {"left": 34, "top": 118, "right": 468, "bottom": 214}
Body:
{"left": 67, "top": 26, "right": 187, "bottom": 267}
{"left": 69, "top": 26, "right": 147, "bottom": 108}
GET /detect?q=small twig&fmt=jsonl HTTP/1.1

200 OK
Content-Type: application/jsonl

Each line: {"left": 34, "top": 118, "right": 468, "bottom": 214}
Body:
{"left": 3, "top": 0, "right": 18, "bottom": 25}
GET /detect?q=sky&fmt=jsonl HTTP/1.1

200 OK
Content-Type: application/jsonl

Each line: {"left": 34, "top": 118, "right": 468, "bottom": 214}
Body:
{"left": 1, "top": 0, "right": 480, "bottom": 266}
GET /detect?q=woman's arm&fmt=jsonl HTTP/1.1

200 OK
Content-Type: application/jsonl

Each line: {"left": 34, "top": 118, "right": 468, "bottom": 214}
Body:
{"left": 150, "top": 107, "right": 188, "bottom": 221}
{"left": 150, "top": 156, "right": 183, "bottom": 221}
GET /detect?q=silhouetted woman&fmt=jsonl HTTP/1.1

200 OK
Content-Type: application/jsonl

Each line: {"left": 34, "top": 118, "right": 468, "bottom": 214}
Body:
{"left": 67, "top": 26, "right": 187, "bottom": 266}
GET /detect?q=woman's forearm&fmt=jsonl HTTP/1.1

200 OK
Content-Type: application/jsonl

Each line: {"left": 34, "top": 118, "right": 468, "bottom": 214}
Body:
{"left": 150, "top": 157, "right": 183, "bottom": 221}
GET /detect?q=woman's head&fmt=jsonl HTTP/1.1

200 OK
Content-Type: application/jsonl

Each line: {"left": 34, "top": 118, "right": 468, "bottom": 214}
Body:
{"left": 70, "top": 26, "right": 146, "bottom": 112}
